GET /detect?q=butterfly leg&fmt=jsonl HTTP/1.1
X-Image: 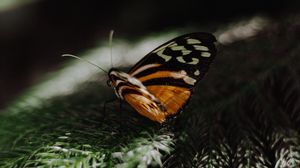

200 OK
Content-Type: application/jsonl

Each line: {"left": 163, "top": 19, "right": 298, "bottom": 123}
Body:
{"left": 119, "top": 100, "right": 124, "bottom": 110}
{"left": 118, "top": 100, "right": 126, "bottom": 118}
{"left": 102, "top": 98, "right": 118, "bottom": 120}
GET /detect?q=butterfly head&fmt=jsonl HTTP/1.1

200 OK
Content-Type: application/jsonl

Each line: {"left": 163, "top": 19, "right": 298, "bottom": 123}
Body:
{"left": 107, "top": 68, "right": 117, "bottom": 87}
{"left": 106, "top": 68, "right": 122, "bottom": 99}
{"left": 107, "top": 68, "right": 129, "bottom": 86}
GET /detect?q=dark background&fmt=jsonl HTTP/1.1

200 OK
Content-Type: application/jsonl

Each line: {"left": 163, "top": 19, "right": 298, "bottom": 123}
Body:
{"left": 0, "top": 0, "right": 298, "bottom": 109}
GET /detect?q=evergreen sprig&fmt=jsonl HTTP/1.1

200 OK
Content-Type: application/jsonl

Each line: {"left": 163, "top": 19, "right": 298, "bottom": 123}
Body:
{"left": 1, "top": 14, "right": 300, "bottom": 167}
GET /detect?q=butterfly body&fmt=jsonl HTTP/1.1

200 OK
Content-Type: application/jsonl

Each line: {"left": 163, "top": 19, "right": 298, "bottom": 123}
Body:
{"left": 107, "top": 32, "right": 217, "bottom": 123}
{"left": 108, "top": 69, "right": 168, "bottom": 123}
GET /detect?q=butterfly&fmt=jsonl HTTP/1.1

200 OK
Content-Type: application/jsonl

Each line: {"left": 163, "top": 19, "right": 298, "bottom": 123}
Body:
{"left": 63, "top": 32, "right": 216, "bottom": 123}
{"left": 106, "top": 32, "right": 217, "bottom": 123}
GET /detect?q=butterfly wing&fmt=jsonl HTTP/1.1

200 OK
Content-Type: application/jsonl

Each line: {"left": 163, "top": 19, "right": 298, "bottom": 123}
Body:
{"left": 123, "top": 89, "right": 168, "bottom": 123}
{"left": 128, "top": 32, "right": 217, "bottom": 119}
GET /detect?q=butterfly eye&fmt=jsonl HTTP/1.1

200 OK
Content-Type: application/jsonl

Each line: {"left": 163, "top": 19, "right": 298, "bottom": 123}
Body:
{"left": 107, "top": 80, "right": 112, "bottom": 87}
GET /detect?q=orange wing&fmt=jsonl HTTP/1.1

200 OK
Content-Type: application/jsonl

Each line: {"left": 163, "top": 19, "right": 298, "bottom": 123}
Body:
{"left": 136, "top": 70, "right": 193, "bottom": 120}
{"left": 123, "top": 85, "right": 191, "bottom": 123}
{"left": 147, "top": 85, "right": 191, "bottom": 117}
{"left": 123, "top": 93, "right": 167, "bottom": 123}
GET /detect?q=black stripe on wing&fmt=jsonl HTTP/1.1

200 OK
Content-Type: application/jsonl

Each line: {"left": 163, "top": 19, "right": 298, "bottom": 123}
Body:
{"left": 120, "top": 88, "right": 142, "bottom": 97}
{"left": 133, "top": 55, "right": 214, "bottom": 81}
{"left": 142, "top": 77, "right": 194, "bottom": 88}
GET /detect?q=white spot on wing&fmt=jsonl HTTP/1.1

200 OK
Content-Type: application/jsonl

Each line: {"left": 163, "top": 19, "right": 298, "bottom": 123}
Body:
{"left": 169, "top": 43, "right": 177, "bottom": 47}
{"left": 157, "top": 50, "right": 172, "bottom": 62}
{"left": 180, "top": 70, "right": 197, "bottom": 85}
{"left": 201, "top": 52, "right": 211, "bottom": 57}
{"left": 170, "top": 70, "right": 197, "bottom": 85}
{"left": 176, "top": 57, "right": 199, "bottom": 65}
{"left": 187, "top": 38, "right": 202, "bottom": 44}
{"left": 176, "top": 56, "right": 186, "bottom": 63}
{"left": 170, "top": 45, "right": 192, "bottom": 55}
{"left": 184, "top": 76, "right": 197, "bottom": 85}
{"left": 193, "top": 45, "right": 209, "bottom": 51}
{"left": 194, "top": 70, "right": 200, "bottom": 76}
{"left": 189, "top": 58, "right": 199, "bottom": 65}
{"left": 171, "top": 46, "right": 185, "bottom": 51}
{"left": 182, "top": 50, "right": 192, "bottom": 55}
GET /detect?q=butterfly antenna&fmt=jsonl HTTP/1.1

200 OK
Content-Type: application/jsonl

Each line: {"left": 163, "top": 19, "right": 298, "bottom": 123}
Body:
{"left": 62, "top": 54, "right": 108, "bottom": 73}
{"left": 109, "top": 30, "right": 114, "bottom": 68}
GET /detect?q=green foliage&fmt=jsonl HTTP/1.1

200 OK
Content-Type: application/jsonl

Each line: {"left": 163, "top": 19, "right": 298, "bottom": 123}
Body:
{"left": 1, "top": 16, "right": 300, "bottom": 167}
{"left": 0, "top": 83, "right": 175, "bottom": 167}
